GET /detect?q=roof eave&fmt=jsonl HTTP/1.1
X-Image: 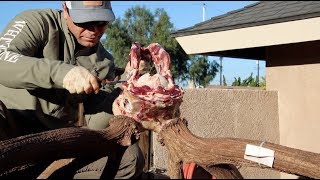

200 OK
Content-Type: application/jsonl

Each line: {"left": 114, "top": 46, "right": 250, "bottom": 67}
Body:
{"left": 174, "top": 17, "right": 320, "bottom": 58}
{"left": 171, "top": 12, "right": 320, "bottom": 38}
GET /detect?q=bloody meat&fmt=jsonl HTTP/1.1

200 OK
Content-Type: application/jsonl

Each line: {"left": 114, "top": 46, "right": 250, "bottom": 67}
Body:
{"left": 112, "top": 42, "right": 184, "bottom": 122}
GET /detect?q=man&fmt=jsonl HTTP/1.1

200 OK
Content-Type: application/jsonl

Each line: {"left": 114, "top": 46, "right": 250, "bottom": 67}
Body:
{"left": 0, "top": 1, "right": 144, "bottom": 179}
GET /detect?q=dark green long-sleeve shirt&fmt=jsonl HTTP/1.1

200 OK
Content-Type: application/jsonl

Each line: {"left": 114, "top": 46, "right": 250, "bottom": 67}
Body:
{"left": 0, "top": 9, "right": 118, "bottom": 130}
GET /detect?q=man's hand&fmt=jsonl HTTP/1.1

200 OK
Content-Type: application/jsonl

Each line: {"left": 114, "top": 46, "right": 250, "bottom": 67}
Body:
{"left": 63, "top": 66, "right": 100, "bottom": 94}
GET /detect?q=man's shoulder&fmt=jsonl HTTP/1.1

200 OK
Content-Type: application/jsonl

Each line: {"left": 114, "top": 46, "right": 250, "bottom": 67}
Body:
{"left": 17, "top": 8, "right": 61, "bottom": 21}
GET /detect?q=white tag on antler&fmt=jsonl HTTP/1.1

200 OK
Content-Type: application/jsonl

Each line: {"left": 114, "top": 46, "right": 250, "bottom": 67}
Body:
{"left": 244, "top": 144, "right": 275, "bottom": 167}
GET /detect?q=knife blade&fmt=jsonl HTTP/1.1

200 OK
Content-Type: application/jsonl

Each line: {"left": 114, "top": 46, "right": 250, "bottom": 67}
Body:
{"left": 105, "top": 80, "right": 127, "bottom": 85}
{"left": 101, "top": 80, "right": 126, "bottom": 87}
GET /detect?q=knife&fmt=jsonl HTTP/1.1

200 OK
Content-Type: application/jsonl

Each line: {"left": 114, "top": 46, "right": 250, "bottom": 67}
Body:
{"left": 101, "top": 80, "right": 127, "bottom": 87}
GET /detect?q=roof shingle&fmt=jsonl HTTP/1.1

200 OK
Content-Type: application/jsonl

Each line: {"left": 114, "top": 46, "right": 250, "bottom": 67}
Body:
{"left": 172, "top": 1, "right": 320, "bottom": 37}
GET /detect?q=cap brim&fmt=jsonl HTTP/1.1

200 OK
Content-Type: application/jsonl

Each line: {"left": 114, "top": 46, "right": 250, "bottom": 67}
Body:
{"left": 69, "top": 9, "right": 115, "bottom": 23}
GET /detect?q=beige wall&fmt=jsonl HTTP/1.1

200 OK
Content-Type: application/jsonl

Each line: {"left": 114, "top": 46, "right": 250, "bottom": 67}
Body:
{"left": 266, "top": 41, "right": 320, "bottom": 178}
{"left": 266, "top": 41, "right": 320, "bottom": 153}
{"left": 152, "top": 88, "right": 280, "bottom": 178}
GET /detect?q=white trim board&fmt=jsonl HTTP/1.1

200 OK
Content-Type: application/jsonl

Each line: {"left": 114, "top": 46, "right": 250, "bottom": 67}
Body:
{"left": 175, "top": 17, "right": 320, "bottom": 54}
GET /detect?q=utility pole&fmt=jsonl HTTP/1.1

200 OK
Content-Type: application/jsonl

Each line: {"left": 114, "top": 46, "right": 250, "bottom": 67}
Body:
{"left": 202, "top": 3, "right": 206, "bottom": 22}
{"left": 256, "top": 60, "right": 260, "bottom": 85}
{"left": 220, "top": 57, "right": 223, "bottom": 85}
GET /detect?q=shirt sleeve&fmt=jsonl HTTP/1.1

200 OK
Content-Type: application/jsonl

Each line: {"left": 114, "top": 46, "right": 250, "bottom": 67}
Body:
{"left": 0, "top": 10, "right": 74, "bottom": 90}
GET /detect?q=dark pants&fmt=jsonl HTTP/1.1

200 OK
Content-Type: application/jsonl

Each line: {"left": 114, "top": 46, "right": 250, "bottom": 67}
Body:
{"left": 0, "top": 100, "right": 145, "bottom": 179}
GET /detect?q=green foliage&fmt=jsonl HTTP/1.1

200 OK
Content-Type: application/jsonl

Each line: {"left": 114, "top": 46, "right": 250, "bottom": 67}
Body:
{"left": 260, "top": 76, "right": 266, "bottom": 90}
{"left": 231, "top": 73, "right": 265, "bottom": 88}
{"left": 102, "top": 6, "right": 189, "bottom": 81}
{"left": 232, "top": 77, "right": 242, "bottom": 86}
{"left": 223, "top": 75, "right": 227, "bottom": 86}
{"left": 123, "top": 6, "right": 153, "bottom": 45}
{"left": 102, "top": 19, "right": 131, "bottom": 68}
{"left": 188, "top": 55, "right": 220, "bottom": 87}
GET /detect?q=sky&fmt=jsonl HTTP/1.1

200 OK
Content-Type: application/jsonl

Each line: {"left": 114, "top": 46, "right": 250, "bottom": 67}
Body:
{"left": 0, "top": 1, "right": 265, "bottom": 86}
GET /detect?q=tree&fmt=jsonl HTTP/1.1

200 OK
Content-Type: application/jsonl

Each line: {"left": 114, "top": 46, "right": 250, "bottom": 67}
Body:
{"left": 188, "top": 55, "right": 220, "bottom": 87}
{"left": 102, "top": 6, "right": 189, "bottom": 81}
{"left": 102, "top": 18, "right": 132, "bottom": 68}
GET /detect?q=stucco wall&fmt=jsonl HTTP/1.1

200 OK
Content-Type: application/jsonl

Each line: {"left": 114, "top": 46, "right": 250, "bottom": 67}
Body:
{"left": 266, "top": 41, "right": 320, "bottom": 178}
{"left": 152, "top": 88, "right": 280, "bottom": 178}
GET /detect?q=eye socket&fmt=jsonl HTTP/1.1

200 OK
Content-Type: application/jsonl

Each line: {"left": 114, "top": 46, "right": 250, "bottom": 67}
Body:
{"left": 74, "top": 21, "right": 109, "bottom": 29}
